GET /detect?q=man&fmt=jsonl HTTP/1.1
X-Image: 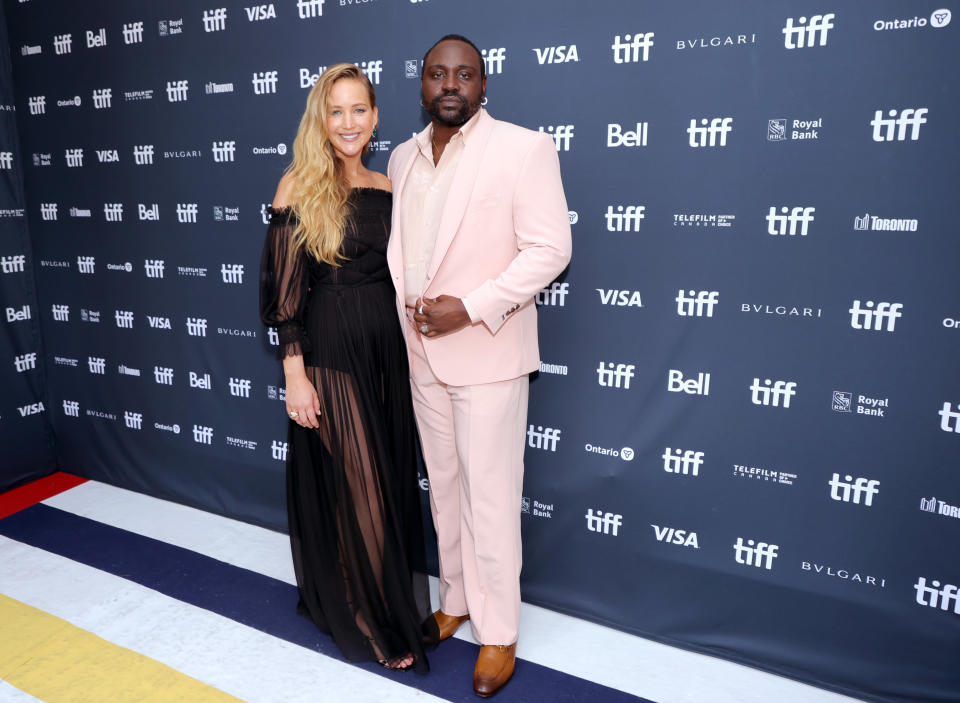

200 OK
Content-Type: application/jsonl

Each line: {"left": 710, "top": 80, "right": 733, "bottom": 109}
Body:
{"left": 387, "top": 34, "right": 571, "bottom": 696}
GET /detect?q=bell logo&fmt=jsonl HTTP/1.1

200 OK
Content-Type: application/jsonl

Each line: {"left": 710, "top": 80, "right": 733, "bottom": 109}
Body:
{"left": 849, "top": 300, "right": 903, "bottom": 332}
{"left": 124, "top": 411, "right": 143, "bottom": 429}
{"left": 203, "top": 8, "right": 227, "bottom": 32}
{"left": 914, "top": 577, "right": 960, "bottom": 615}
{"left": 688, "top": 117, "right": 732, "bottom": 147}
{"left": 612, "top": 33, "right": 654, "bottom": 63}
{"left": 535, "top": 282, "right": 568, "bottom": 306}
{"left": 750, "top": 378, "right": 797, "bottom": 408}
{"left": 676, "top": 290, "right": 718, "bottom": 317}
{"left": 297, "top": 0, "right": 324, "bottom": 18}
{"left": 138, "top": 203, "right": 159, "bottom": 221}
{"left": 6, "top": 305, "right": 31, "bottom": 322}
{"left": 597, "top": 362, "right": 635, "bottom": 389}
{"left": 782, "top": 14, "right": 835, "bottom": 49}
{"left": 829, "top": 473, "right": 880, "bottom": 506}
{"left": 193, "top": 425, "right": 214, "bottom": 444}
{"left": 63, "top": 400, "right": 80, "bottom": 417}
{"left": 481, "top": 48, "right": 506, "bottom": 75}
{"left": 938, "top": 402, "right": 960, "bottom": 433}
{"left": 607, "top": 122, "right": 649, "bottom": 148}
{"left": 252, "top": 70, "right": 279, "bottom": 94}
{"left": 85, "top": 28, "right": 107, "bottom": 48}
{"left": 538, "top": 125, "right": 574, "bottom": 152}
{"left": 533, "top": 45, "right": 579, "bottom": 64}
{"left": 734, "top": 538, "right": 779, "bottom": 569}
{"left": 271, "top": 440, "right": 288, "bottom": 460}
{"left": 663, "top": 448, "right": 704, "bottom": 476}
{"left": 871, "top": 108, "right": 928, "bottom": 142}
{"left": 585, "top": 509, "right": 622, "bottom": 536}
{"left": 123, "top": 22, "right": 144, "bottom": 44}
{"left": 667, "top": 369, "right": 710, "bottom": 395}
{"left": 189, "top": 371, "right": 212, "bottom": 389}
{"left": 767, "top": 206, "right": 815, "bottom": 236}
{"left": 651, "top": 525, "right": 699, "bottom": 549}
{"left": 527, "top": 425, "right": 561, "bottom": 451}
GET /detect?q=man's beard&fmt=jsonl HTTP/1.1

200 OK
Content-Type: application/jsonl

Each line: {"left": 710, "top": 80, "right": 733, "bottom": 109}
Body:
{"left": 426, "top": 93, "right": 479, "bottom": 127}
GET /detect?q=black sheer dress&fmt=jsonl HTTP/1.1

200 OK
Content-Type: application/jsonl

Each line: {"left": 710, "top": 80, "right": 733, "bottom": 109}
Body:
{"left": 259, "top": 187, "right": 437, "bottom": 671}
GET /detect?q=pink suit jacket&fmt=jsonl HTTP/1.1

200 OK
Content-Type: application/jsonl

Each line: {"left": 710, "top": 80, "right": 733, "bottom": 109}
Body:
{"left": 387, "top": 109, "right": 572, "bottom": 386}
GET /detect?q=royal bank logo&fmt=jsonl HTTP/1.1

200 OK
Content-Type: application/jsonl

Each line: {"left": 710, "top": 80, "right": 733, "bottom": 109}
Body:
{"left": 605, "top": 205, "right": 644, "bottom": 231}
{"left": 914, "top": 577, "right": 960, "bottom": 615}
{"left": 734, "top": 537, "right": 778, "bottom": 569}
{"left": 829, "top": 473, "right": 879, "bottom": 506}
{"left": 53, "top": 33, "right": 72, "bottom": 54}
{"left": 849, "top": 300, "right": 902, "bottom": 332}
{"left": 652, "top": 525, "right": 699, "bottom": 548}
{"left": 535, "top": 281, "right": 568, "bottom": 306}
{"left": 767, "top": 206, "right": 815, "bottom": 236}
{"left": 606, "top": 122, "right": 647, "bottom": 148}
{"left": 585, "top": 508, "right": 623, "bottom": 536}
{"left": 123, "top": 22, "right": 144, "bottom": 44}
{"left": 213, "top": 206, "right": 240, "bottom": 221}
{"left": 158, "top": 19, "right": 185, "bottom": 36}
{"left": 612, "top": 33, "right": 654, "bottom": 63}
{"left": 28, "top": 96, "right": 46, "bottom": 115}
{"left": 783, "top": 13, "right": 835, "bottom": 49}
{"left": 404, "top": 59, "right": 420, "bottom": 79}
{"left": 871, "top": 108, "right": 928, "bottom": 142}
{"left": 80, "top": 308, "right": 100, "bottom": 322}
{"left": 193, "top": 424, "right": 214, "bottom": 444}
{"left": 297, "top": 0, "right": 324, "bottom": 18}
{"left": 853, "top": 213, "right": 918, "bottom": 232}
{"left": 521, "top": 496, "right": 553, "bottom": 518}
{"left": 166, "top": 80, "right": 189, "bottom": 102}
{"left": 663, "top": 447, "right": 704, "bottom": 476}
{"left": 533, "top": 44, "right": 579, "bottom": 64}
{"left": 667, "top": 369, "right": 710, "bottom": 396}
{"left": 481, "top": 48, "right": 506, "bottom": 74}
{"left": 939, "top": 402, "right": 960, "bottom": 434}
{"left": 63, "top": 400, "right": 80, "bottom": 417}
{"left": 750, "top": 378, "right": 797, "bottom": 408}
{"left": 596, "top": 289, "right": 642, "bottom": 307}
{"left": 732, "top": 463, "right": 796, "bottom": 485}
{"left": 203, "top": 8, "right": 227, "bottom": 32}
{"left": 597, "top": 362, "right": 635, "bottom": 389}
{"left": 267, "top": 385, "right": 287, "bottom": 402}
{"left": 212, "top": 141, "right": 237, "bottom": 162}
{"left": 768, "top": 118, "right": 821, "bottom": 141}
{"left": 688, "top": 117, "right": 733, "bottom": 147}
{"left": 252, "top": 70, "right": 279, "bottom": 94}
{"left": 133, "top": 145, "right": 155, "bottom": 165}
{"left": 538, "top": 125, "right": 574, "bottom": 151}
{"left": 246, "top": 4, "right": 277, "bottom": 21}
{"left": 144, "top": 259, "right": 165, "bottom": 278}
{"left": 65, "top": 148, "right": 84, "bottom": 167}
{"left": 221, "top": 263, "right": 244, "bottom": 283}
{"left": 921, "top": 496, "right": 960, "bottom": 520}
{"left": 92, "top": 88, "right": 112, "bottom": 109}
{"left": 676, "top": 290, "right": 718, "bottom": 317}
{"left": 527, "top": 424, "right": 561, "bottom": 451}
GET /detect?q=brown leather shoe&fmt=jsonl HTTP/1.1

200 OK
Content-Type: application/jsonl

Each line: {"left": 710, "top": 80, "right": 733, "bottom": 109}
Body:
{"left": 433, "top": 609, "right": 470, "bottom": 642}
{"left": 473, "top": 643, "right": 516, "bottom": 697}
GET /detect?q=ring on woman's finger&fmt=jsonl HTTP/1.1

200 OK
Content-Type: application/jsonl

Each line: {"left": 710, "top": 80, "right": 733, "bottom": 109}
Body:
{"left": 288, "top": 411, "right": 299, "bottom": 419}
{"left": 420, "top": 323, "right": 429, "bottom": 334}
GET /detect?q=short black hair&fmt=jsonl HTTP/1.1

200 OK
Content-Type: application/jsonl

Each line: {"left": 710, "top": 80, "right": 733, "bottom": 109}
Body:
{"left": 421, "top": 34, "right": 486, "bottom": 81}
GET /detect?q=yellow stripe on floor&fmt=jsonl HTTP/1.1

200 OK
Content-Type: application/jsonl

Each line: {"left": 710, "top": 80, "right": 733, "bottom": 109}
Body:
{"left": 0, "top": 593, "right": 244, "bottom": 703}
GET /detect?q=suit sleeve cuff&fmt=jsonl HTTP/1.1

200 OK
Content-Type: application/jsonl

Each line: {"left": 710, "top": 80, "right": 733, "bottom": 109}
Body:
{"left": 461, "top": 296, "right": 481, "bottom": 324}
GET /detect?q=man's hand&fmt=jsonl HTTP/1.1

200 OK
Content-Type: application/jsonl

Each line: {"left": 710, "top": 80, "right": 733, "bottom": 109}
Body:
{"left": 413, "top": 295, "right": 471, "bottom": 338}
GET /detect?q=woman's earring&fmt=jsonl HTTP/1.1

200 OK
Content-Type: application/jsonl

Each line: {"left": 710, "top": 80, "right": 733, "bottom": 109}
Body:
{"left": 372, "top": 127, "right": 378, "bottom": 139}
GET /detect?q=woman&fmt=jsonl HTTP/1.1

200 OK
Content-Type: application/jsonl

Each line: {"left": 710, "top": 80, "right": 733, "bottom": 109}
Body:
{"left": 259, "top": 63, "right": 437, "bottom": 672}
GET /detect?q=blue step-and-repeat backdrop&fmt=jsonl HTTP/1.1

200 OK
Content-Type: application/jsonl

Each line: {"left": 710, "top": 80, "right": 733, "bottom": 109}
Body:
{"left": 1, "top": 1, "right": 958, "bottom": 701}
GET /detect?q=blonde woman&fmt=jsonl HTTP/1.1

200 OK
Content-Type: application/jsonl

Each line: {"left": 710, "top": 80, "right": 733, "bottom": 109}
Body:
{"left": 260, "top": 63, "right": 437, "bottom": 672}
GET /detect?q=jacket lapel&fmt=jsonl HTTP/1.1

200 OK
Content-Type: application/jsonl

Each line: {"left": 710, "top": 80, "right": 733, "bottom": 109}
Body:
{"left": 387, "top": 139, "right": 421, "bottom": 300}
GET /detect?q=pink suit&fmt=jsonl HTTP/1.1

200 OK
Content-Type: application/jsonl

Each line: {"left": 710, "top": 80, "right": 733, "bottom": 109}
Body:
{"left": 387, "top": 108, "right": 571, "bottom": 645}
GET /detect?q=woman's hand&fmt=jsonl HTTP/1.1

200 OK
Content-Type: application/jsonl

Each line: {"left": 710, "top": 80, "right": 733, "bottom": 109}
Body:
{"left": 285, "top": 375, "right": 321, "bottom": 428}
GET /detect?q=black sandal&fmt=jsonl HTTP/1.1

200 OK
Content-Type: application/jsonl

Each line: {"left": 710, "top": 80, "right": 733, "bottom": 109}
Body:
{"left": 378, "top": 653, "right": 416, "bottom": 672}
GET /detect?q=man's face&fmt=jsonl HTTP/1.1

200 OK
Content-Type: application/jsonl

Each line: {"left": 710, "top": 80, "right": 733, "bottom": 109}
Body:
{"left": 421, "top": 40, "right": 486, "bottom": 127}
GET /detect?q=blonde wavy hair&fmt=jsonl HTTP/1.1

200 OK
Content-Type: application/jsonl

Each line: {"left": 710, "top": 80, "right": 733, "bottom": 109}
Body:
{"left": 286, "top": 63, "right": 377, "bottom": 266}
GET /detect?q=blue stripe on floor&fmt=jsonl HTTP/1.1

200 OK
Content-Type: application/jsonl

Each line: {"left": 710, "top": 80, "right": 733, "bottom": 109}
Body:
{"left": 0, "top": 504, "right": 652, "bottom": 703}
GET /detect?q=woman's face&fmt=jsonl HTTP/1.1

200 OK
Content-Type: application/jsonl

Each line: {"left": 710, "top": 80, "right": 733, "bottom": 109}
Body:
{"left": 325, "top": 78, "right": 377, "bottom": 161}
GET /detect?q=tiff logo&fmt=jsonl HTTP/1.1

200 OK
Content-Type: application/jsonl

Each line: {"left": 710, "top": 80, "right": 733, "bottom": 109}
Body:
{"left": 0, "top": 152, "right": 12, "bottom": 169}
{"left": 193, "top": 424, "right": 214, "bottom": 444}
{"left": 605, "top": 205, "right": 645, "bottom": 232}
{"left": 124, "top": 411, "right": 143, "bottom": 429}
{"left": 63, "top": 400, "right": 80, "bottom": 417}
{"left": 849, "top": 300, "right": 903, "bottom": 332}
{"left": 783, "top": 14, "right": 835, "bottom": 49}
{"left": 482, "top": 48, "right": 506, "bottom": 74}
{"left": 688, "top": 117, "right": 732, "bottom": 147}
{"left": 612, "top": 33, "right": 654, "bottom": 63}
{"left": 53, "top": 33, "right": 72, "bottom": 54}
{"left": 268, "top": 327, "right": 279, "bottom": 345}
{"left": 104, "top": 203, "right": 123, "bottom": 221}
{"left": 750, "top": 378, "right": 797, "bottom": 408}
{"left": 166, "top": 80, "right": 189, "bottom": 102}
{"left": 252, "top": 70, "right": 279, "bottom": 94}
{"left": 527, "top": 425, "right": 561, "bottom": 451}
{"left": 28, "top": 96, "right": 46, "bottom": 114}
{"left": 144, "top": 259, "right": 165, "bottom": 278}
{"left": 186, "top": 317, "right": 208, "bottom": 336}
{"left": 585, "top": 508, "right": 623, "bottom": 536}
{"left": 734, "top": 538, "right": 779, "bottom": 569}
{"left": 133, "top": 145, "right": 154, "bottom": 165}
{"left": 77, "top": 256, "right": 96, "bottom": 274}
{"left": 115, "top": 310, "right": 134, "bottom": 328}
{"left": 14, "top": 352, "right": 37, "bottom": 372}
{"left": 221, "top": 263, "right": 244, "bottom": 283}
{"left": 829, "top": 473, "right": 880, "bottom": 506}
{"left": 539, "top": 125, "right": 574, "bottom": 151}
{"left": 356, "top": 61, "right": 383, "bottom": 85}
{"left": 271, "top": 440, "right": 288, "bottom": 461}
{"left": 871, "top": 108, "right": 928, "bottom": 142}
{"left": 177, "top": 203, "right": 198, "bottom": 223}
{"left": 154, "top": 366, "right": 174, "bottom": 385}
{"left": 597, "top": 362, "right": 635, "bottom": 389}
{"left": 229, "top": 377, "right": 252, "bottom": 397}
{"left": 767, "top": 206, "right": 815, "bottom": 236}
{"left": 92, "top": 88, "right": 112, "bottom": 109}
{"left": 2, "top": 255, "right": 26, "bottom": 273}
{"left": 87, "top": 356, "right": 106, "bottom": 374}
{"left": 123, "top": 22, "right": 144, "bottom": 44}
{"left": 663, "top": 448, "right": 704, "bottom": 476}
{"left": 297, "top": 0, "right": 324, "bottom": 18}
{"left": 212, "top": 140, "right": 237, "bottom": 162}
{"left": 535, "top": 281, "right": 569, "bottom": 306}
{"left": 65, "top": 148, "right": 84, "bottom": 167}
{"left": 676, "top": 290, "right": 718, "bottom": 317}
{"left": 52, "top": 304, "right": 69, "bottom": 321}
{"left": 203, "top": 8, "right": 227, "bottom": 32}
{"left": 939, "top": 402, "right": 960, "bottom": 433}
{"left": 915, "top": 577, "right": 960, "bottom": 615}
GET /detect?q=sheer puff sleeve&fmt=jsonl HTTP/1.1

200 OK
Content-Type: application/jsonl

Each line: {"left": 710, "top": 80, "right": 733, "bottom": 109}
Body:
{"left": 259, "top": 206, "right": 312, "bottom": 360}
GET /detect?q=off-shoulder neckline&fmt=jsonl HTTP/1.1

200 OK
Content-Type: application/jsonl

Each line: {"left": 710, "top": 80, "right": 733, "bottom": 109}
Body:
{"left": 268, "top": 187, "right": 392, "bottom": 213}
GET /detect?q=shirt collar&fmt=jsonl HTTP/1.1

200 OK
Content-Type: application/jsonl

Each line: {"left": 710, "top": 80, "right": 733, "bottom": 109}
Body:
{"left": 416, "top": 107, "right": 485, "bottom": 154}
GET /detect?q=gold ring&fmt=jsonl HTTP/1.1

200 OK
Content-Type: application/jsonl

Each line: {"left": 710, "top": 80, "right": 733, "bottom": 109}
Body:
{"left": 288, "top": 411, "right": 299, "bottom": 419}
